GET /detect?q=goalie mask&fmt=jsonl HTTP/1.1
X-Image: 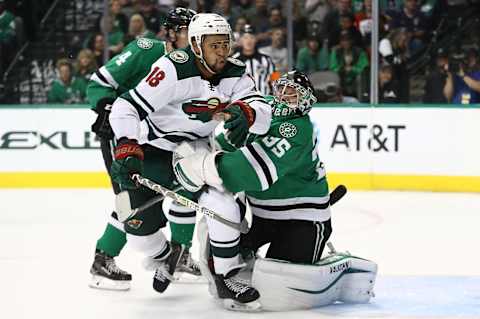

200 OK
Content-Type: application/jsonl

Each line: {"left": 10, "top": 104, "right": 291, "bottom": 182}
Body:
{"left": 188, "top": 13, "right": 233, "bottom": 74}
{"left": 273, "top": 70, "right": 317, "bottom": 115}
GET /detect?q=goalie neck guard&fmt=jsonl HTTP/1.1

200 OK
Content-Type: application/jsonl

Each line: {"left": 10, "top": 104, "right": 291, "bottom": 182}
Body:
{"left": 273, "top": 70, "right": 317, "bottom": 116}
{"left": 187, "top": 13, "right": 233, "bottom": 75}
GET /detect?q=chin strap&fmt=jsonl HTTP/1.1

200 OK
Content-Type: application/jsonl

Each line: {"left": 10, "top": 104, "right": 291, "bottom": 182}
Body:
{"left": 199, "top": 57, "right": 217, "bottom": 75}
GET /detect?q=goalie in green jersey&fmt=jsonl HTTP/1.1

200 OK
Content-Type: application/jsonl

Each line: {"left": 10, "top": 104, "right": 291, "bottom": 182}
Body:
{"left": 86, "top": 7, "right": 200, "bottom": 291}
{"left": 174, "top": 70, "right": 377, "bottom": 311}
{"left": 175, "top": 70, "right": 332, "bottom": 265}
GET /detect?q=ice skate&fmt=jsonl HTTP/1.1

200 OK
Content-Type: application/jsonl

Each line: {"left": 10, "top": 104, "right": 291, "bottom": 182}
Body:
{"left": 214, "top": 266, "right": 261, "bottom": 312}
{"left": 151, "top": 241, "right": 185, "bottom": 293}
{"left": 89, "top": 249, "right": 131, "bottom": 291}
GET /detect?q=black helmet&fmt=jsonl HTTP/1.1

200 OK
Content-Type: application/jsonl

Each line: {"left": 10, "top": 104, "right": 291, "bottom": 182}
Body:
{"left": 273, "top": 70, "right": 317, "bottom": 115}
{"left": 164, "top": 7, "right": 197, "bottom": 32}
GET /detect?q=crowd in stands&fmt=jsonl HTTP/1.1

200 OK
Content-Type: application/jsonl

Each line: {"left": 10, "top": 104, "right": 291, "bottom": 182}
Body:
{"left": 2, "top": 0, "right": 479, "bottom": 105}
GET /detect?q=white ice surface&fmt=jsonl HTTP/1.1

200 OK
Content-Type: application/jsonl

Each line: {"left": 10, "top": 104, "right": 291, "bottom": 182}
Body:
{"left": 1, "top": 189, "right": 479, "bottom": 319}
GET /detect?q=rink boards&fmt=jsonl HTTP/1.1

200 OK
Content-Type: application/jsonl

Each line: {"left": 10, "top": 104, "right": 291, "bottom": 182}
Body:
{"left": 1, "top": 105, "right": 479, "bottom": 192}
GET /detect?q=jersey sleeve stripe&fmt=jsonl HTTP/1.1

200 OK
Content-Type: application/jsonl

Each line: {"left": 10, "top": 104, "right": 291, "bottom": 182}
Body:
{"left": 91, "top": 71, "right": 111, "bottom": 88}
{"left": 146, "top": 117, "right": 205, "bottom": 140}
{"left": 132, "top": 88, "right": 155, "bottom": 113}
{"left": 145, "top": 118, "right": 199, "bottom": 144}
{"left": 98, "top": 66, "right": 119, "bottom": 89}
{"left": 251, "top": 142, "right": 278, "bottom": 184}
{"left": 246, "top": 144, "right": 273, "bottom": 187}
{"left": 122, "top": 94, "right": 148, "bottom": 120}
{"left": 238, "top": 94, "right": 265, "bottom": 102}
{"left": 240, "top": 147, "right": 269, "bottom": 190}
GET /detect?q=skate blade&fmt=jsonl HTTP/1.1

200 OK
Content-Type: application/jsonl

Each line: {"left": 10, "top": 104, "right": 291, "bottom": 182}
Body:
{"left": 173, "top": 272, "right": 208, "bottom": 284}
{"left": 89, "top": 275, "right": 131, "bottom": 291}
{"left": 222, "top": 299, "right": 262, "bottom": 312}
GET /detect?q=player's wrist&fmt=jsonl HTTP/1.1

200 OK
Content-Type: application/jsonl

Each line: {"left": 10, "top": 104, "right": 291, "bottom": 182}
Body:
{"left": 114, "top": 138, "right": 144, "bottom": 160}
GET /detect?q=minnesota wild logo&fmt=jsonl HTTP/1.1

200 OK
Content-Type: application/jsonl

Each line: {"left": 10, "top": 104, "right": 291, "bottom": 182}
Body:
{"left": 182, "top": 97, "right": 229, "bottom": 122}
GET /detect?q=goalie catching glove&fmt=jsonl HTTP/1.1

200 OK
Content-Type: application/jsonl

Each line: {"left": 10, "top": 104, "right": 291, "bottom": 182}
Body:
{"left": 221, "top": 100, "right": 255, "bottom": 148}
{"left": 110, "top": 138, "right": 144, "bottom": 189}
{"left": 172, "top": 142, "right": 224, "bottom": 193}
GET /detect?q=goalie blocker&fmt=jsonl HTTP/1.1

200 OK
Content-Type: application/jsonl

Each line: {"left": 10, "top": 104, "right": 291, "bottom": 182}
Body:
{"left": 252, "top": 252, "right": 378, "bottom": 311}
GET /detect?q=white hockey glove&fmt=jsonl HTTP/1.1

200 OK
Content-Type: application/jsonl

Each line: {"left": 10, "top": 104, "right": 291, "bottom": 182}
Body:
{"left": 172, "top": 142, "right": 224, "bottom": 193}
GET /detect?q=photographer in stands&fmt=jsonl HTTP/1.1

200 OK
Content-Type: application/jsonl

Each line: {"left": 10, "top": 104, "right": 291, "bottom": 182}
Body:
{"left": 443, "top": 50, "right": 480, "bottom": 104}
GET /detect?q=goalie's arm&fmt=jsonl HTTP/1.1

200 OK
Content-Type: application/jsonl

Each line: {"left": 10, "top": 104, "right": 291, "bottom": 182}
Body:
{"left": 173, "top": 133, "right": 303, "bottom": 194}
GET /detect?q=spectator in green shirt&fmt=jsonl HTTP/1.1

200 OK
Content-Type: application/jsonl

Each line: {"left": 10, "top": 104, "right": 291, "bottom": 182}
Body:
{"left": 296, "top": 34, "right": 329, "bottom": 74}
{"left": 329, "top": 30, "right": 368, "bottom": 97}
{"left": 0, "top": 0, "right": 16, "bottom": 76}
{"left": 47, "top": 59, "right": 87, "bottom": 104}
{"left": 0, "top": 0, "right": 15, "bottom": 44}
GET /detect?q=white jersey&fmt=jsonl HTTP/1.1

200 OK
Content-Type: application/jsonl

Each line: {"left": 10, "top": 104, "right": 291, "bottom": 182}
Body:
{"left": 110, "top": 47, "right": 271, "bottom": 151}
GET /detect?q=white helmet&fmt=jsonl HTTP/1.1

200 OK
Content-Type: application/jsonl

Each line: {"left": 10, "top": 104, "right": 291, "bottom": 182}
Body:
{"left": 188, "top": 13, "right": 232, "bottom": 73}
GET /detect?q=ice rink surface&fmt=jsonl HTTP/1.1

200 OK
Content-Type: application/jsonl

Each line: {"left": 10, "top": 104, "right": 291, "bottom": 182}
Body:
{"left": 1, "top": 189, "right": 479, "bottom": 319}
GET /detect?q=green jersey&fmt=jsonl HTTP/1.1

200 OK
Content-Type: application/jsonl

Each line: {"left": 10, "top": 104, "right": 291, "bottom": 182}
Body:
{"left": 87, "top": 37, "right": 167, "bottom": 107}
{"left": 217, "top": 96, "right": 331, "bottom": 222}
{"left": 47, "top": 77, "right": 87, "bottom": 104}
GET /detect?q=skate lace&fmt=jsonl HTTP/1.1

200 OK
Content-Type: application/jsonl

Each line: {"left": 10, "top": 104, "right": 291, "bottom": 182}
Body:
{"left": 154, "top": 264, "right": 175, "bottom": 282}
{"left": 225, "top": 277, "right": 250, "bottom": 295}
{"left": 105, "top": 258, "right": 128, "bottom": 275}
{"left": 182, "top": 252, "right": 201, "bottom": 272}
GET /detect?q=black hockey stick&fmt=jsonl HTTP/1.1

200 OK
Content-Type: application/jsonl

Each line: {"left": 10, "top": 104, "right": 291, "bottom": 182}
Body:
{"left": 329, "top": 184, "right": 347, "bottom": 206}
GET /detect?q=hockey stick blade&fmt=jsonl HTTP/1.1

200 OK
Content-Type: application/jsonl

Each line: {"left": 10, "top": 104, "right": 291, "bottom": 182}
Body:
{"left": 115, "top": 185, "right": 183, "bottom": 222}
{"left": 132, "top": 174, "right": 249, "bottom": 234}
{"left": 329, "top": 184, "right": 347, "bottom": 206}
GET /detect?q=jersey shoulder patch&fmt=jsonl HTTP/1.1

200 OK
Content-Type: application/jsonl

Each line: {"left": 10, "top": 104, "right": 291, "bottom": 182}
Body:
{"left": 227, "top": 57, "right": 245, "bottom": 67}
{"left": 136, "top": 38, "right": 154, "bottom": 50}
{"left": 169, "top": 50, "right": 189, "bottom": 63}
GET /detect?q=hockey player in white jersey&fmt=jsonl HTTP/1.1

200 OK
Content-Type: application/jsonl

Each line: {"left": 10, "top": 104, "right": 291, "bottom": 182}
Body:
{"left": 108, "top": 13, "right": 271, "bottom": 301}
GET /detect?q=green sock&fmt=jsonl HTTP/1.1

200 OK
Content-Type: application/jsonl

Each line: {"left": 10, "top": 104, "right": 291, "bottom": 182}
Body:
{"left": 96, "top": 223, "right": 127, "bottom": 257}
{"left": 169, "top": 222, "right": 195, "bottom": 249}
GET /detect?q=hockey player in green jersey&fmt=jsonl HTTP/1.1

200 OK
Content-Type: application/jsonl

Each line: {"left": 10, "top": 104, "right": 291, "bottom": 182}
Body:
{"left": 174, "top": 71, "right": 378, "bottom": 312}
{"left": 87, "top": 8, "right": 199, "bottom": 290}
{"left": 108, "top": 12, "right": 271, "bottom": 299}
{"left": 176, "top": 70, "right": 332, "bottom": 263}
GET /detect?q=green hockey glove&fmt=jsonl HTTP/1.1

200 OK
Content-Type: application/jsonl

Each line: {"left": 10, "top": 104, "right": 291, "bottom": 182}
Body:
{"left": 222, "top": 100, "right": 256, "bottom": 148}
{"left": 110, "top": 138, "right": 144, "bottom": 190}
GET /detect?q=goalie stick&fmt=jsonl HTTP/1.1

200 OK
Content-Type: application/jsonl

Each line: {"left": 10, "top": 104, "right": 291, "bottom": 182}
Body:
{"left": 329, "top": 184, "right": 347, "bottom": 206}
{"left": 131, "top": 174, "right": 250, "bottom": 234}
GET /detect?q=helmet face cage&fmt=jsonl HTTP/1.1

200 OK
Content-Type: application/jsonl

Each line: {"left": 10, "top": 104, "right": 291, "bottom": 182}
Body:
{"left": 273, "top": 71, "right": 317, "bottom": 115}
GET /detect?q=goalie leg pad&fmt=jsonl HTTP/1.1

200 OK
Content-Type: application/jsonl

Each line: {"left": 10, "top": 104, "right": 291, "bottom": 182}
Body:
{"left": 252, "top": 253, "right": 378, "bottom": 311}
{"left": 196, "top": 216, "right": 219, "bottom": 297}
